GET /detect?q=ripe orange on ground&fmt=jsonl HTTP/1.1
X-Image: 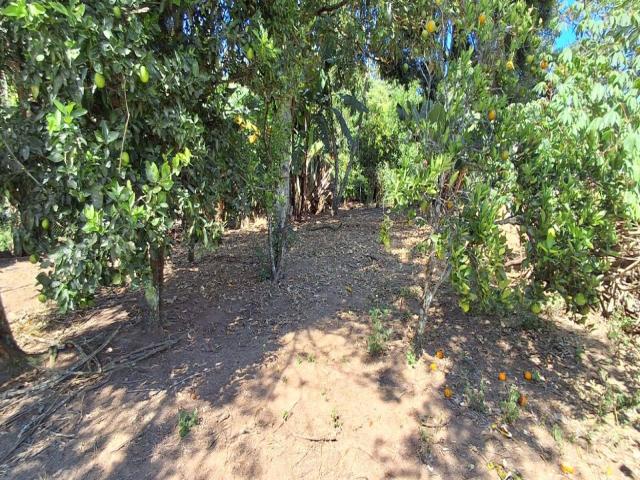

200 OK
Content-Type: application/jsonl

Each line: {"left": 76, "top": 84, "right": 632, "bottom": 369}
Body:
{"left": 523, "top": 370, "right": 533, "bottom": 381}
{"left": 560, "top": 463, "right": 575, "bottom": 474}
{"left": 444, "top": 386, "right": 453, "bottom": 398}
{"left": 435, "top": 349, "right": 445, "bottom": 359}
{"left": 498, "top": 372, "right": 507, "bottom": 381}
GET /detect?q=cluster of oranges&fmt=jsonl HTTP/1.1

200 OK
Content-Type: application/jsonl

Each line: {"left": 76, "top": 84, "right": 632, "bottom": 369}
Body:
{"left": 436, "top": 348, "right": 536, "bottom": 406}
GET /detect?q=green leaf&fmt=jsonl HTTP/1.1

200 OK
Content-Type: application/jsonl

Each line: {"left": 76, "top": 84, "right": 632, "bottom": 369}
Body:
{"left": 146, "top": 162, "right": 160, "bottom": 183}
{"left": 2, "top": 2, "right": 27, "bottom": 18}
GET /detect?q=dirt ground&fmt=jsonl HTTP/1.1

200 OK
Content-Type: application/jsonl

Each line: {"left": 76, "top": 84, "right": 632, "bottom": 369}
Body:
{"left": 1, "top": 208, "right": 639, "bottom": 480}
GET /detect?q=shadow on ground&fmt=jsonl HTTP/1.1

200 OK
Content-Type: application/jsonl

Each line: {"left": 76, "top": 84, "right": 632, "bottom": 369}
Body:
{"left": 0, "top": 208, "right": 638, "bottom": 479}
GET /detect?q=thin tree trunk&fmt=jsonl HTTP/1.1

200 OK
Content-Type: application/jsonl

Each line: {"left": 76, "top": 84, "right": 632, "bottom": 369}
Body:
{"left": 336, "top": 110, "right": 364, "bottom": 209}
{"left": 0, "top": 295, "right": 27, "bottom": 372}
{"left": 270, "top": 97, "right": 294, "bottom": 280}
{"left": 148, "top": 244, "right": 165, "bottom": 326}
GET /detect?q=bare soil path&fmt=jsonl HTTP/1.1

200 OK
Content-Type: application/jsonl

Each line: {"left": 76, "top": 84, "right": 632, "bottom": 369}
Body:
{"left": 1, "top": 208, "right": 638, "bottom": 479}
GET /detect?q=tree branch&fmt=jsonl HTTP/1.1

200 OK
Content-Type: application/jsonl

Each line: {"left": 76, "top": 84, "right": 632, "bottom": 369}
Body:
{"left": 316, "top": 0, "right": 351, "bottom": 15}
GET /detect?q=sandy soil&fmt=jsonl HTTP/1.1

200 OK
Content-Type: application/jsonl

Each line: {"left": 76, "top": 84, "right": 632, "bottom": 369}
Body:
{"left": 1, "top": 208, "right": 638, "bottom": 479}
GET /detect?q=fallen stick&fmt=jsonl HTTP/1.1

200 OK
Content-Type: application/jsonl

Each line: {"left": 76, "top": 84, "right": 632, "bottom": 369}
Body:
{"left": 293, "top": 434, "right": 337, "bottom": 442}
{"left": 0, "top": 336, "right": 178, "bottom": 464}
{"left": 0, "top": 326, "right": 121, "bottom": 401}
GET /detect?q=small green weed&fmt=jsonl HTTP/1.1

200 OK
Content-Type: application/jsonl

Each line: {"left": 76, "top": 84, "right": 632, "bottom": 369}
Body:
{"left": 597, "top": 374, "right": 640, "bottom": 423}
{"left": 331, "top": 408, "right": 342, "bottom": 429}
{"left": 406, "top": 349, "right": 418, "bottom": 368}
{"left": 282, "top": 410, "right": 291, "bottom": 422}
{"left": 367, "top": 308, "right": 391, "bottom": 356}
{"left": 607, "top": 313, "right": 639, "bottom": 346}
{"left": 178, "top": 409, "right": 199, "bottom": 438}
{"left": 500, "top": 385, "right": 521, "bottom": 424}
{"left": 464, "top": 380, "right": 488, "bottom": 413}
{"left": 379, "top": 215, "right": 392, "bottom": 249}
{"left": 551, "top": 423, "right": 563, "bottom": 446}
{"left": 296, "top": 352, "right": 316, "bottom": 364}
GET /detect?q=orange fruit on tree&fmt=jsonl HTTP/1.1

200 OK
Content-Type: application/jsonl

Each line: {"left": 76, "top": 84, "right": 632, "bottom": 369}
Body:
{"left": 517, "top": 393, "right": 528, "bottom": 407}
{"left": 523, "top": 370, "right": 533, "bottom": 381}
{"left": 498, "top": 371, "right": 507, "bottom": 381}
{"left": 488, "top": 109, "right": 496, "bottom": 122}
{"left": 540, "top": 59, "right": 549, "bottom": 70}
{"left": 478, "top": 13, "right": 486, "bottom": 26}
{"left": 444, "top": 386, "right": 453, "bottom": 398}
{"left": 435, "top": 349, "right": 444, "bottom": 359}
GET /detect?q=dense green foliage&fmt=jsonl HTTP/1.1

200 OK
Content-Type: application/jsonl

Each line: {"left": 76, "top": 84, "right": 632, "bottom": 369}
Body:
{"left": 0, "top": 0, "right": 637, "bottom": 339}
{"left": 381, "top": 0, "right": 639, "bottom": 317}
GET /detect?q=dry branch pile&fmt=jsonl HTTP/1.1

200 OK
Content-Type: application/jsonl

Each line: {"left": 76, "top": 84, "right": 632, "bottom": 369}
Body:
{"left": 601, "top": 225, "right": 640, "bottom": 322}
{"left": 0, "top": 327, "right": 179, "bottom": 464}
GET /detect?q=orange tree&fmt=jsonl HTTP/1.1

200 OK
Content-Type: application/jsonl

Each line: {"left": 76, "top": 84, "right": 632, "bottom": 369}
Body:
{"left": 0, "top": 1, "right": 229, "bottom": 329}
{"left": 380, "top": 0, "right": 638, "bottom": 341}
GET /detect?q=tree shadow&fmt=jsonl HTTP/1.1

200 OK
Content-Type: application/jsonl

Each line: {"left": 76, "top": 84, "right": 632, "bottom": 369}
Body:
{"left": 0, "top": 208, "right": 637, "bottom": 479}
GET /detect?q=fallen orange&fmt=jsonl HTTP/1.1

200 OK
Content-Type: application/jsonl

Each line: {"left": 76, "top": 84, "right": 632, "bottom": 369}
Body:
{"left": 435, "top": 349, "right": 445, "bottom": 359}
{"left": 560, "top": 463, "right": 575, "bottom": 474}
{"left": 523, "top": 370, "right": 533, "bottom": 381}
{"left": 444, "top": 386, "right": 453, "bottom": 398}
{"left": 498, "top": 371, "right": 507, "bottom": 381}
{"left": 518, "top": 393, "right": 528, "bottom": 407}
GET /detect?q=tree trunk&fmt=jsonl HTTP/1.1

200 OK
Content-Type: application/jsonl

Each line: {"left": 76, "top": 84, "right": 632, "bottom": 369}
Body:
{"left": 0, "top": 295, "right": 27, "bottom": 371}
{"left": 270, "top": 97, "right": 294, "bottom": 281}
{"left": 147, "top": 244, "right": 165, "bottom": 326}
{"left": 336, "top": 110, "right": 364, "bottom": 209}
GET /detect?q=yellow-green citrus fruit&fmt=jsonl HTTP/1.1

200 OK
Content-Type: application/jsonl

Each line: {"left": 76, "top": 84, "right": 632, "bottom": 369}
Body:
{"left": 112, "top": 272, "right": 123, "bottom": 285}
{"left": 575, "top": 293, "right": 587, "bottom": 306}
{"left": 459, "top": 299, "right": 470, "bottom": 313}
{"left": 41, "top": 218, "right": 50, "bottom": 230}
{"left": 488, "top": 109, "right": 496, "bottom": 121}
{"left": 506, "top": 60, "right": 515, "bottom": 70}
{"left": 426, "top": 19, "right": 436, "bottom": 34}
{"left": 402, "top": 63, "right": 409, "bottom": 72}
{"left": 526, "top": 54, "right": 535, "bottom": 64}
{"left": 530, "top": 302, "right": 542, "bottom": 314}
{"left": 138, "top": 65, "right": 149, "bottom": 83}
{"left": 120, "top": 151, "right": 130, "bottom": 166}
{"left": 478, "top": 13, "right": 486, "bottom": 26}
{"left": 547, "top": 226, "right": 556, "bottom": 238}
{"left": 501, "top": 150, "right": 509, "bottom": 161}
{"left": 94, "top": 72, "right": 106, "bottom": 89}
{"left": 38, "top": 293, "right": 47, "bottom": 303}
{"left": 29, "top": 254, "right": 38, "bottom": 264}
{"left": 246, "top": 47, "right": 254, "bottom": 60}
{"left": 113, "top": 6, "right": 121, "bottom": 19}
